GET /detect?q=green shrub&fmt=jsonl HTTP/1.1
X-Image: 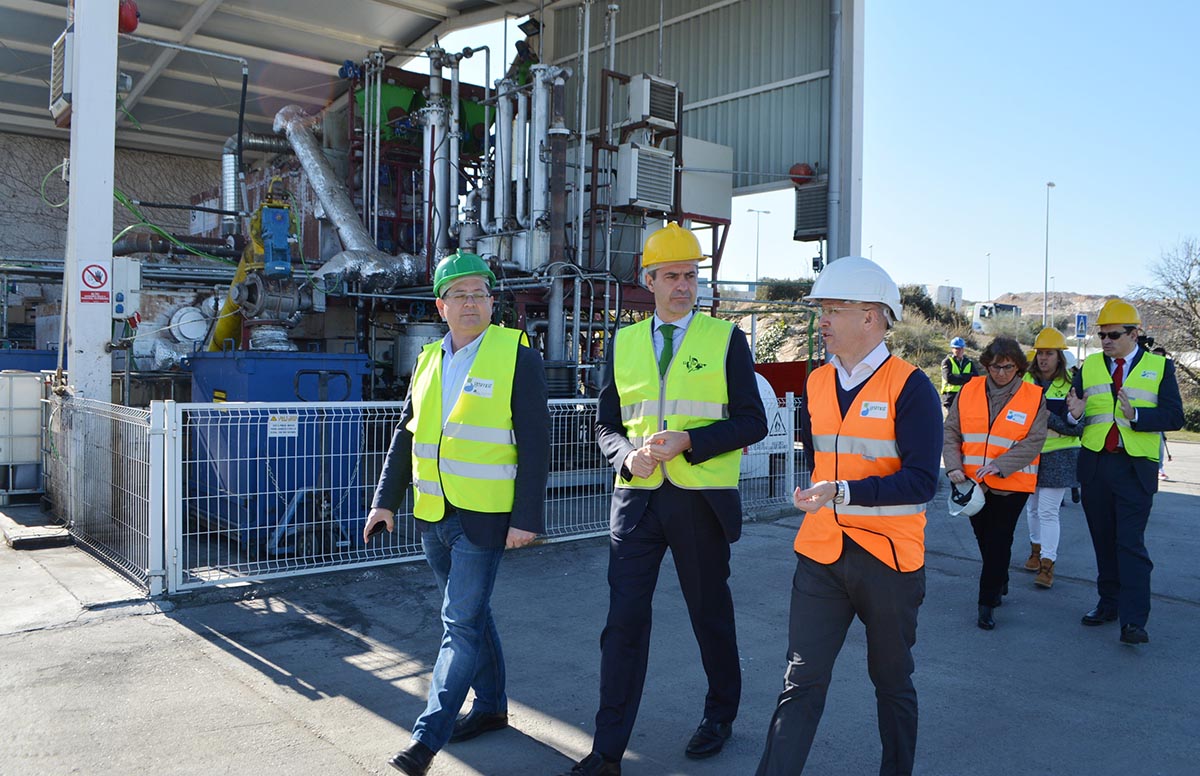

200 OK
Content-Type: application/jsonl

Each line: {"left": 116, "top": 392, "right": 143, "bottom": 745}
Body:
{"left": 1183, "top": 402, "right": 1200, "bottom": 433}
{"left": 888, "top": 315, "right": 946, "bottom": 369}
{"left": 758, "top": 277, "right": 813, "bottom": 302}
{"left": 755, "top": 319, "right": 790, "bottom": 363}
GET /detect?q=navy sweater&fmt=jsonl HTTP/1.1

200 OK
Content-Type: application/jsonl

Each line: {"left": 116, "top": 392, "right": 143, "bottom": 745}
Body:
{"left": 801, "top": 359, "right": 943, "bottom": 507}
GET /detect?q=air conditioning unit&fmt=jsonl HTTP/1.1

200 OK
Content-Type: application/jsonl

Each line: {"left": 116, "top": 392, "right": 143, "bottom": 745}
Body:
{"left": 49, "top": 27, "right": 73, "bottom": 128}
{"left": 615, "top": 143, "right": 675, "bottom": 212}
{"left": 627, "top": 73, "right": 678, "bottom": 130}
{"left": 793, "top": 176, "right": 829, "bottom": 242}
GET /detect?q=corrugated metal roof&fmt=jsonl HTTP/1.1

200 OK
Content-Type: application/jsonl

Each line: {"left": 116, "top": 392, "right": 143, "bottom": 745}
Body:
{"left": 0, "top": 0, "right": 537, "bottom": 157}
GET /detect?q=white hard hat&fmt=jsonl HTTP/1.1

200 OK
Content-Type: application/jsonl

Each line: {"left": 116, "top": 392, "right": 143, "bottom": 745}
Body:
{"left": 807, "top": 256, "right": 903, "bottom": 322}
{"left": 1063, "top": 350, "right": 1078, "bottom": 370}
{"left": 947, "top": 479, "right": 985, "bottom": 517}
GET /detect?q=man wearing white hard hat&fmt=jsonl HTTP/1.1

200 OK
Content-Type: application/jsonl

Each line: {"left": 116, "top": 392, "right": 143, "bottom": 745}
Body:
{"left": 940, "top": 336, "right": 977, "bottom": 410}
{"left": 756, "top": 256, "right": 942, "bottom": 776}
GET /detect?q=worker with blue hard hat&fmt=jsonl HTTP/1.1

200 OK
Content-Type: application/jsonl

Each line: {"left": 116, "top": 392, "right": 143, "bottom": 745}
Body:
{"left": 940, "top": 335, "right": 977, "bottom": 410}
{"left": 366, "top": 249, "right": 551, "bottom": 775}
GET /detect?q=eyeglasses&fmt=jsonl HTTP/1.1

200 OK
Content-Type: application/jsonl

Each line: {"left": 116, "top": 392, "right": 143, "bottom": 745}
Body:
{"left": 443, "top": 291, "right": 492, "bottom": 304}
{"left": 987, "top": 363, "right": 1017, "bottom": 373}
{"left": 1096, "top": 330, "right": 1129, "bottom": 341}
{"left": 816, "top": 305, "right": 873, "bottom": 317}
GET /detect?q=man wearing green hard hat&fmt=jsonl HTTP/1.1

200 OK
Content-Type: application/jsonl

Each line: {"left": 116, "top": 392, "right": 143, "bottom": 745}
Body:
{"left": 365, "top": 250, "right": 550, "bottom": 774}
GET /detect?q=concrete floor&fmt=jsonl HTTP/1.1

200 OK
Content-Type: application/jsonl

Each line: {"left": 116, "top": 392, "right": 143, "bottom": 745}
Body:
{"left": 3, "top": 444, "right": 1199, "bottom": 775}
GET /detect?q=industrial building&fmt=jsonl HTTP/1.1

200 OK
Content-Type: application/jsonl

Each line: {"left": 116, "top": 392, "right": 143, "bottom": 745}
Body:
{"left": 0, "top": 0, "right": 862, "bottom": 594}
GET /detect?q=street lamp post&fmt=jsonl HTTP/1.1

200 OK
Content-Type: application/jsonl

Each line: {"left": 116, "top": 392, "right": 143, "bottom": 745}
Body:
{"left": 1043, "top": 181, "right": 1056, "bottom": 326}
{"left": 1050, "top": 275, "right": 1056, "bottom": 326}
{"left": 747, "top": 208, "right": 770, "bottom": 296}
{"left": 986, "top": 252, "right": 991, "bottom": 300}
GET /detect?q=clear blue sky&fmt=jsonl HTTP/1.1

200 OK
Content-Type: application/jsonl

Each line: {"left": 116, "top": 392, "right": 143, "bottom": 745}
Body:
{"left": 725, "top": 1, "right": 1200, "bottom": 301}
{"left": 432, "top": 4, "right": 1198, "bottom": 302}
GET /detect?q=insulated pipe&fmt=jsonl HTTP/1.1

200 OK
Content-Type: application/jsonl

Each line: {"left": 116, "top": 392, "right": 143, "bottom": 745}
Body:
{"left": 221, "top": 133, "right": 294, "bottom": 234}
{"left": 429, "top": 48, "right": 452, "bottom": 256}
{"left": 530, "top": 65, "right": 553, "bottom": 226}
{"left": 494, "top": 80, "right": 515, "bottom": 231}
{"left": 514, "top": 90, "right": 529, "bottom": 228}
{"left": 274, "top": 105, "right": 383, "bottom": 256}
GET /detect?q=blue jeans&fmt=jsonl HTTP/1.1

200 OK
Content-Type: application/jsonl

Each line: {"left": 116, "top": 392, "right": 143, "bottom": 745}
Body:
{"left": 412, "top": 514, "right": 507, "bottom": 752}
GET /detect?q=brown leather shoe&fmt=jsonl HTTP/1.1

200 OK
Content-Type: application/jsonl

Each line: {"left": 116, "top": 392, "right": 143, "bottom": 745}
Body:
{"left": 1023, "top": 542, "right": 1041, "bottom": 571}
{"left": 1034, "top": 558, "right": 1055, "bottom": 589}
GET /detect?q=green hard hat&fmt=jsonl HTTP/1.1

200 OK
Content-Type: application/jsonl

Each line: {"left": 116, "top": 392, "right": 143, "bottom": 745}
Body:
{"left": 432, "top": 250, "right": 496, "bottom": 297}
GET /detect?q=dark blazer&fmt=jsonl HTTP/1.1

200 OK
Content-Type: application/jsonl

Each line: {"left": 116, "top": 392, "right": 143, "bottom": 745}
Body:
{"left": 1072, "top": 349, "right": 1184, "bottom": 494}
{"left": 371, "top": 338, "right": 551, "bottom": 549}
{"left": 595, "top": 321, "right": 768, "bottom": 542}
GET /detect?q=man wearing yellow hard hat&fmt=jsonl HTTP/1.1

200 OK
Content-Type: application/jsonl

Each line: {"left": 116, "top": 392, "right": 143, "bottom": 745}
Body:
{"left": 563, "top": 222, "right": 767, "bottom": 775}
{"left": 1064, "top": 298, "right": 1183, "bottom": 645}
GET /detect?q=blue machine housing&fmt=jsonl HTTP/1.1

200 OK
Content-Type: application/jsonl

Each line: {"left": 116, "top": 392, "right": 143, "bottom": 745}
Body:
{"left": 184, "top": 351, "right": 373, "bottom": 557}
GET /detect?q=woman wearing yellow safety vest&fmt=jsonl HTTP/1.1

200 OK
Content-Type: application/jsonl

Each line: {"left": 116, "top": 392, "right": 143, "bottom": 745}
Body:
{"left": 1020, "top": 328, "right": 1082, "bottom": 589}
{"left": 943, "top": 336, "right": 1048, "bottom": 630}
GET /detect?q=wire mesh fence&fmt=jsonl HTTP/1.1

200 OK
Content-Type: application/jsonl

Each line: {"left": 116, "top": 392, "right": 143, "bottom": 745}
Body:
{"left": 44, "top": 396, "right": 159, "bottom": 591}
{"left": 42, "top": 392, "right": 805, "bottom": 594}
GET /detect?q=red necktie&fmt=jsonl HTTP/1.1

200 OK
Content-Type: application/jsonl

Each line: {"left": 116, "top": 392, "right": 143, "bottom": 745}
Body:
{"left": 1104, "top": 357, "right": 1125, "bottom": 452}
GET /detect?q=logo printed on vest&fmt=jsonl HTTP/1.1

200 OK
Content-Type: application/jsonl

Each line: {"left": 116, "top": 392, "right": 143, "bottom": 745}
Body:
{"left": 1139, "top": 370, "right": 1157, "bottom": 380}
{"left": 1005, "top": 409, "right": 1027, "bottom": 424}
{"left": 859, "top": 401, "right": 889, "bottom": 419}
{"left": 684, "top": 355, "right": 707, "bottom": 373}
{"left": 464, "top": 377, "right": 494, "bottom": 397}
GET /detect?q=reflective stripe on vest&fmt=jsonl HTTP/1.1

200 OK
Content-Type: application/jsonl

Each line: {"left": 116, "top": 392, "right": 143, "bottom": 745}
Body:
{"left": 957, "top": 377, "right": 1042, "bottom": 493}
{"left": 1023, "top": 373, "right": 1081, "bottom": 453}
{"left": 795, "top": 356, "right": 927, "bottom": 573}
{"left": 941, "top": 357, "right": 974, "bottom": 394}
{"left": 1079, "top": 352, "right": 1165, "bottom": 461}
{"left": 612, "top": 314, "right": 739, "bottom": 490}
{"left": 407, "top": 325, "right": 526, "bottom": 521}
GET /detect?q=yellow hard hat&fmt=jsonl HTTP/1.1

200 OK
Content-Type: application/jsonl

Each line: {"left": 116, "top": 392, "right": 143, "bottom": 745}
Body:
{"left": 1096, "top": 298, "right": 1141, "bottom": 326}
{"left": 642, "top": 222, "right": 703, "bottom": 269}
{"left": 1033, "top": 327, "right": 1068, "bottom": 350}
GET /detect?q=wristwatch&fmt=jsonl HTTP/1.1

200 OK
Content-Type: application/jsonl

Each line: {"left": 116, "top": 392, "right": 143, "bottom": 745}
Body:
{"left": 833, "top": 480, "right": 847, "bottom": 505}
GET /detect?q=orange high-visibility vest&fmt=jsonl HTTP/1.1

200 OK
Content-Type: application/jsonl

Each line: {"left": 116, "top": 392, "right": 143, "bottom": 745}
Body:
{"left": 957, "top": 377, "right": 1042, "bottom": 493}
{"left": 795, "top": 357, "right": 927, "bottom": 572}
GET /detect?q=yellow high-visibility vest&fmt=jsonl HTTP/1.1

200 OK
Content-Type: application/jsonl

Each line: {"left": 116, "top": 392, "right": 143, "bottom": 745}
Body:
{"left": 408, "top": 325, "right": 526, "bottom": 520}
{"left": 612, "top": 314, "right": 740, "bottom": 490}
{"left": 1079, "top": 352, "right": 1165, "bottom": 461}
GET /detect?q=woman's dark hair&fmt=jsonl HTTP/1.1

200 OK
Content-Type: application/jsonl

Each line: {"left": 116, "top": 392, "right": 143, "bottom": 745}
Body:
{"left": 1029, "top": 348, "right": 1067, "bottom": 384}
{"left": 979, "top": 336, "right": 1029, "bottom": 375}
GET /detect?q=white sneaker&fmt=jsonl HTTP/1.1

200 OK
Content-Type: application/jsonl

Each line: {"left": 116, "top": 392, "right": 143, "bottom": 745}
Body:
{"left": 1158, "top": 470, "right": 1169, "bottom": 481}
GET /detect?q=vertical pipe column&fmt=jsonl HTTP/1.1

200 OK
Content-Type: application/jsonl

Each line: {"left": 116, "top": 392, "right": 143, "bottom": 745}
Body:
{"left": 449, "top": 58, "right": 462, "bottom": 237}
{"left": 514, "top": 90, "right": 529, "bottom": 228}
{"left": 576, "top": 1, "right": 592, "bottom": 265}
{"left": 828, "top": 0, "right": 843, "bottom": 259}
{"left": 493, "top": 79, "right": 514, "bottom": 231}
{"left": 429, "top": 48, "right": 452, "bottom": 256}
{"left": 530, "top": 65, "right": 552, "bottom": 226}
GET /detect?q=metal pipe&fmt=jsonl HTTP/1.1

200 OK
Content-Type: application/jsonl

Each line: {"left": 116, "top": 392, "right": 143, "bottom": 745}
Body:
{"left": 372, "top": 53, "right": 383, "bottom": 244}
{"left": 576, "top": 1, "right": 592, "bottom": 266}
{"left": 494, "top": 80, "right": 514, "bottom": 230}
{"left": 220, "top": 136, "right": 240, "bottom": 235}
{"left": 530, "top": 65, "right": 553, "bottom": 226}
{"left": 828, "top": 0, "right": 842, "bottom": 258}
{"left": 449, "top": 58, "right": 462, "bottom": 233}
{"left": 514, "top": 90, "right": 529, "bottom": 228}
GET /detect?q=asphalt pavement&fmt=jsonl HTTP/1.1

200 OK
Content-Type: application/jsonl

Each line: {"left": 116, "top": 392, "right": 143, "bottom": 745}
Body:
{"left": 3, "top": 443, "right": 1199, "bottom": 776}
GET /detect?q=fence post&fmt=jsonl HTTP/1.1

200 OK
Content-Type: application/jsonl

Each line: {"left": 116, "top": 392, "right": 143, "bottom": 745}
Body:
{"left": 785, "top": 392, "right": 796, "bottom": 495}
{"left": 162, "top": 400, "right": 181, "bottom": 594}
{"left": 146, "top": 401, "right": 167, "bottom": 596}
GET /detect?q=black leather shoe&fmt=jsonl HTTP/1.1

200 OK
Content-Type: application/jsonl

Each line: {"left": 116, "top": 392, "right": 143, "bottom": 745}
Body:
{"left": 977, "top": 605, "right": 995, "bottom": 630}
{"left": 1120, "top": 624, "right": 1150, "bottom": 645}
{"left": 1081, "top": 607, "right": 1118, "bottom": 626}
{"left": 685, "top": 719, "right": 732, "bottom": 760}
{"left": 448, "top": 709, "right": 508, "bottom": 743}
{"left": 388, "top": 741, "right": 435, "bottom": 775}
{"left": 559, "top": 752, "right": 621, "bottom": 775}
{"left": 1071, "top": 486, "right": 1081, "bottom": 503}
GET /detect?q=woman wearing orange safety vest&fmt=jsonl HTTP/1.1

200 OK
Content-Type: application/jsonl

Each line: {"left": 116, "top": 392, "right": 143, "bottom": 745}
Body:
{"left": 943, "top": 336, "right": 1048, "bottom": 631}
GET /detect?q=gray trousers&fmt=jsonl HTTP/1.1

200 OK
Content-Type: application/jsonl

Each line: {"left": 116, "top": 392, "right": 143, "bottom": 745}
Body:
{"left": 757, "top": 537, "right": 925, "bottom": 776}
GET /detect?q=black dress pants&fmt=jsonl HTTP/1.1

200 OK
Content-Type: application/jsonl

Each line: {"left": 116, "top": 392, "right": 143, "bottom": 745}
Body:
{"left": 757, "top": 536, "right": 925, "bottom": 776}
{"left": 968, "top": 490, "right": 1028, "bottom": 606}
{"left": 1080, "top": 451, "right": 1155, "bottom": 626}
{"left": 593, "top": 484, "right": 739, "bottom": 760}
